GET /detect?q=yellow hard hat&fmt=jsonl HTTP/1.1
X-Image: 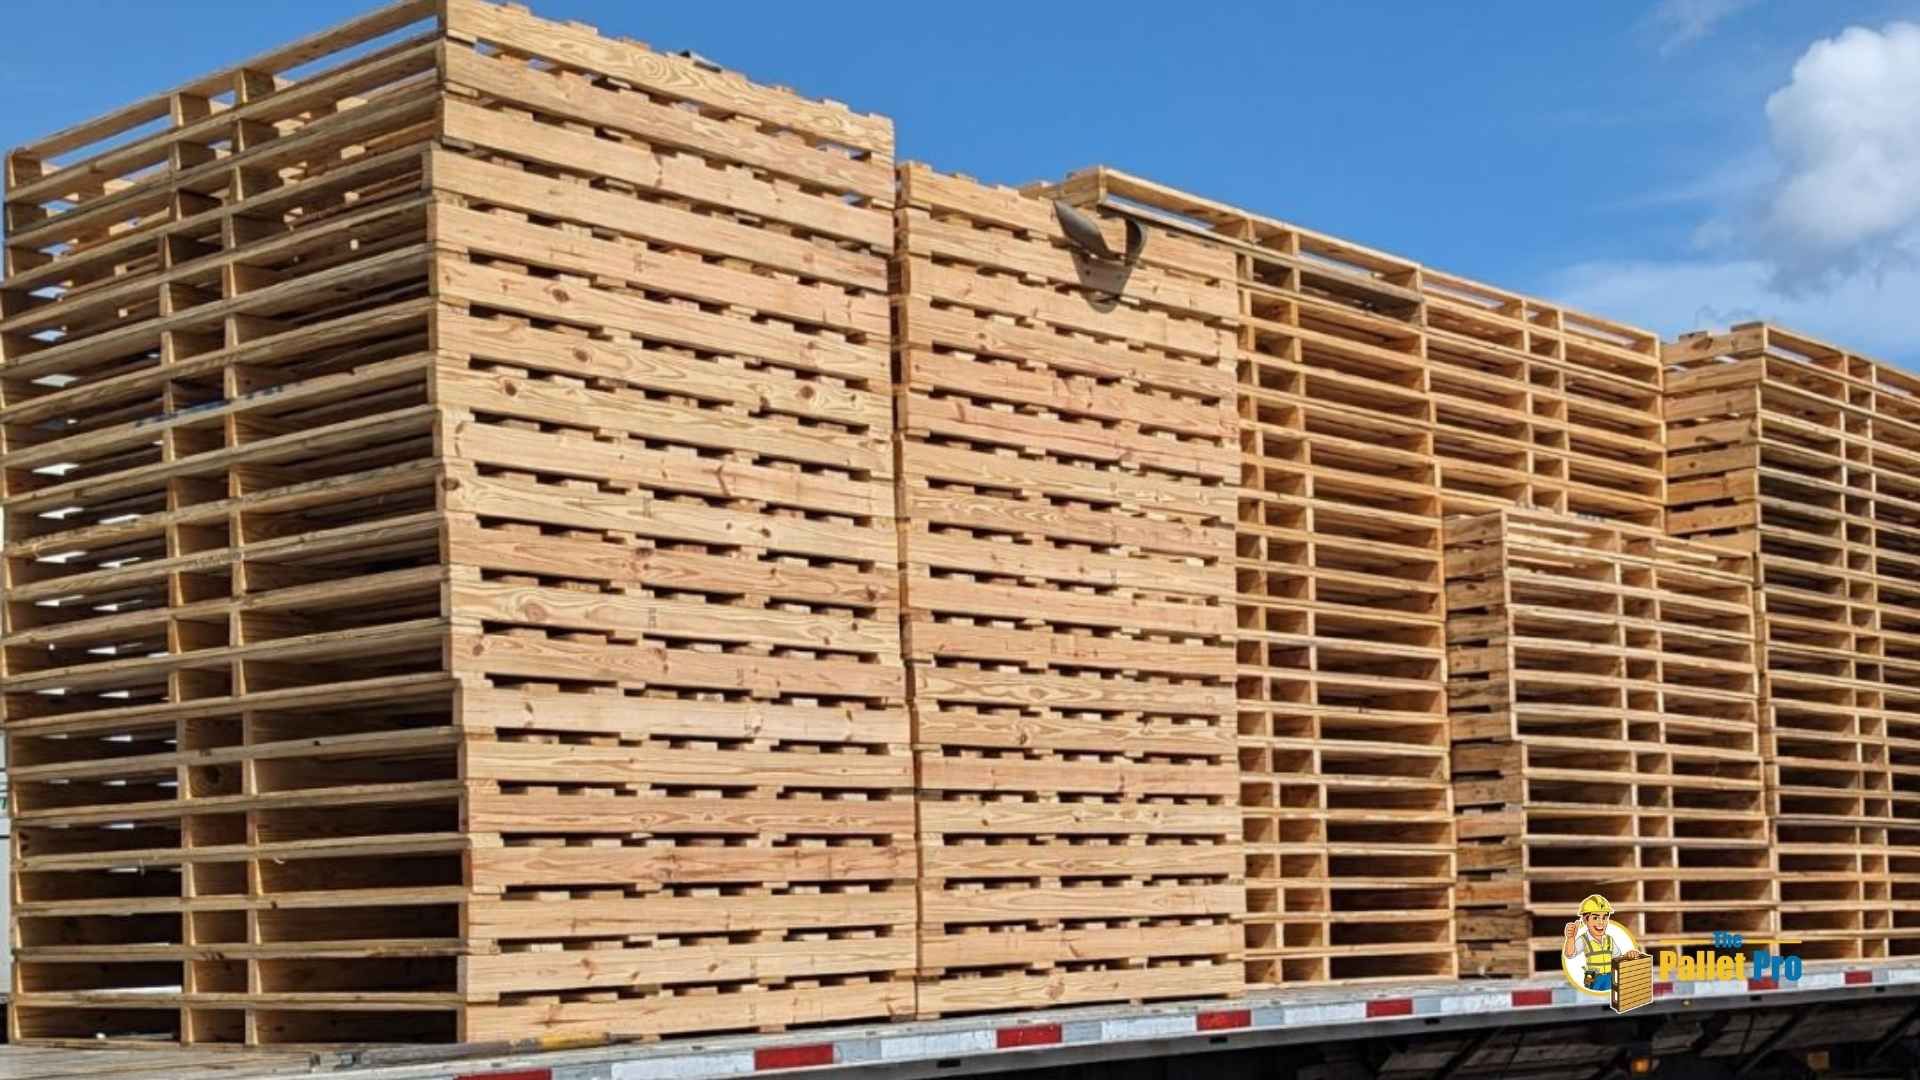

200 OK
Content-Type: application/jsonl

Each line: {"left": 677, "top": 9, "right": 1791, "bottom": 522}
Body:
{"left": 1579, "top": 894, "right": 1614, "bottom": 916}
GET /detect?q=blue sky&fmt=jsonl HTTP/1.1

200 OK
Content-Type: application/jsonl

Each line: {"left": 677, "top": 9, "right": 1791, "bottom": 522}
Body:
{"left": 7, "top": 0, "right": 1920, "bottom": 361}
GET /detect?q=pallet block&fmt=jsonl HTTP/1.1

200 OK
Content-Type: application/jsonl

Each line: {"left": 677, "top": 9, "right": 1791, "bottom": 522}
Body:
{"left": 893, "top": 164, "right": 1245, "bottom": 1015}
{"left": 1446, "top": 508, "right": 1774, "bottom": 977}
{"left": 1666, "top": 323, "right": 1913, "bottom": 962}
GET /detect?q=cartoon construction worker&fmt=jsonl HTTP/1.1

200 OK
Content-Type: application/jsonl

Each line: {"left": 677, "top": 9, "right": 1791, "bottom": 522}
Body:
{"left": 1563, "top": 894, "right": 1646, "bottom": 994}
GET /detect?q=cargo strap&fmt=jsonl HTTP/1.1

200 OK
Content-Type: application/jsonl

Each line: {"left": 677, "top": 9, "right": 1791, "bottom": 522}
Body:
{"left": 1054, "top": 199, "right": 1146, "bottom": 266}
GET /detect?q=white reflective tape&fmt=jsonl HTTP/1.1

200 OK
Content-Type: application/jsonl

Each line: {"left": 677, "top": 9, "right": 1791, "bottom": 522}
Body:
{"left": 876, "top": 1030, "right": 996, "bottom": 1061}
{"left": 1427, "top": 992, "right": 1519, "bottom": 1016}
{"left": 1686, "top": 980, "right": 1747, "bottom": 998}
{"left": 1282, "top": 1002, "right": 1368, "bottom": 1025}
{"left": 1889, "top": 968, "right": 1920, "bottom": 985}
{"left": 1249, "top": 1005, "right": 1287, "bottom": 1028}
{"left": 1061, "top": 1019, "right": 1105, "bottom": 1045}
{"left": 1100, "top": 1015, "right": 1196, "bottom": 1041}
{"left": 613, "top": 1050, "right": 756, "bottom": 1079}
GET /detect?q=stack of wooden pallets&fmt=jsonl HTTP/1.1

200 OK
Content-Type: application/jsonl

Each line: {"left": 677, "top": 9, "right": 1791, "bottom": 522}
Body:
{"left": 893, "top": 164, "right": 1246, "bottom": 1014}
{"left": 432, "top": 0, "right": 916, "bottom": 1042}
{"left": 1665, "top": 322, "right": 1916, "bottom": 962}
{"left": 1, "top": 0, "right": 456, "bottom": 1045}
{"left": 1039, "top": 168, "right": 1456, "bottom": 988}
{"left": 1037, "top": 168, "right": 1673, "bottom": 988}
{"left": 1445, "top": 508, "right": 1773, "bottom": 976}
{"left": 20, "top": 0, "right": 1920, "bottom": 1052}
{"left": 1418, "top": 272, "right": 1667, "bottom": 528}
{"left": 1, "top": 0, "right": 920, "bottom": 1046}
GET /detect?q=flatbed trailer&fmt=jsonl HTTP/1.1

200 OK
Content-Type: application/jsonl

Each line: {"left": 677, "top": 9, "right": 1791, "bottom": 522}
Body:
{"left": 5, "top": 962, "right": 1920, "bottom": 1080}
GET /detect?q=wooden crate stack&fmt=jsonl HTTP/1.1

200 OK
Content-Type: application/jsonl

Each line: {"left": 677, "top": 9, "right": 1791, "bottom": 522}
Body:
{"left": 434, "top": 0, "right": 916, "bottom": 1042}
{"left": 1042, "top": 168, "right": 1456, "bottom": 987}
{"left": 1665, "top": 322, "right": 1920, "bottom": 961}
{"left": 892, "top": 164, "right": 1245, "bottom": 1014}
{"left": 1445, "top": 508, "right": 1773, "bottom": 976}
{"left": 1, "top": 0, "right": 458, "bottom": 1045}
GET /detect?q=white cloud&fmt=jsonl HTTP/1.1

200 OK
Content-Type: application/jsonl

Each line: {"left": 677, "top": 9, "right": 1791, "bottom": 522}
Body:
{"left": 1757, "top": 22, "right": 1920, "bottom": 289}
{"left": 1649, "top": 0, "right": 1760, "bottom": 53}
{"left": 1546, "top": 21, "right": 1920, "bottom": 364}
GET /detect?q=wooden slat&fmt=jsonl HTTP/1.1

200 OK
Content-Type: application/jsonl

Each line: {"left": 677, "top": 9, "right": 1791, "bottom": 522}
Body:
{"left": 442, "top": 0, "right": 892, "bottom": 151}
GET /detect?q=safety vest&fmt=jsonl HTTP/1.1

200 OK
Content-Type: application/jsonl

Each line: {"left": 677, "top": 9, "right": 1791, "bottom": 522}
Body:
{"left": 1583, "top": 930, "right": 1615, "bottom": 972}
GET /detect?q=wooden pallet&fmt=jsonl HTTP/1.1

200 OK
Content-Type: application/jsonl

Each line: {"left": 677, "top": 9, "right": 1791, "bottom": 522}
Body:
{"left": 1, "top": 0, "right": 456, "bottom": 1046}
{"left": 1234, "top": 441, "right": 1455, "bottom": 983}
{"left": 893, "top": 164, "right": 1245, "bottom": 1015}
{"left": 1232, "top": 397, "right": 1454, "bottom": 986}
{"left": 1420, "top": 271, "right": 1665, "bottom": 527}
{"left": 1666, "top": 322, "right": 1913, "bottom": 962}
{"left": 1446, "top": 508, "right": 1775, "bottom": 977}
{"left": 433, "top": 0, "right": 913, "bottom": 1044}
{"left": 1038, "top": 168, "right": 1458, "bottom": 988}
{"left": 1022, "top": 168, "right": 1666, "bottom": 532}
